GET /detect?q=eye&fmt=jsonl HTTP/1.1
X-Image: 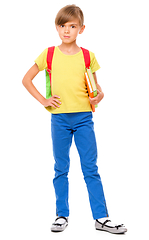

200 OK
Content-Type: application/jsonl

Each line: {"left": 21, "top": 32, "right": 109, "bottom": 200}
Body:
{"left": 60, "top": 25, "right": 65, "bottom": 28}
{"left": 71, "top": 25, "right": 75, "bottom": 28}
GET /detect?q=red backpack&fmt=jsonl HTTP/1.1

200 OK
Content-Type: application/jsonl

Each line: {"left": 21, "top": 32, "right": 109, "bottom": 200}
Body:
{"left": 45, "top": 46, "right": 96, "bottom": 111}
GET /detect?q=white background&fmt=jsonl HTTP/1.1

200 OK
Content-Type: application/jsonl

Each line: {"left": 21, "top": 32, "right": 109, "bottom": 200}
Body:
{"left": 0, "top": 0, "right": 149, "bottom": 239}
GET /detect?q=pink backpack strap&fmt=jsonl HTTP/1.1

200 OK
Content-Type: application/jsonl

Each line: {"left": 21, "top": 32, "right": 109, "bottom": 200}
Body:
{"left": 80, "top": 47, "right": 90, "bottom": 69}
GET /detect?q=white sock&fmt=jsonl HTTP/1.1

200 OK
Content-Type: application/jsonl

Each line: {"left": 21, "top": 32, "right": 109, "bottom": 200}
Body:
{"left": 97, "top": 217, "right": 116, "bottom": 227}
{"left": 55, "top": 217, "right": 67, "bottom": 225}
{"left": 98, "top": 217, "right": 109, "bottom": 223}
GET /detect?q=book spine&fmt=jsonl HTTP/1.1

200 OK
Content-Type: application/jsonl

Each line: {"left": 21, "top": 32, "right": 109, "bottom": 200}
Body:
{"left": 87, "top": 68, "right": 97, "bottom": 91}
{"left": 84, "top": 70, "right": 96, "bottom": 112}
{"left": 85, "top": 72, "right": 94, "bottom": 98}
{"left": 90, "top": 67, "right": 97, "bottom": 90}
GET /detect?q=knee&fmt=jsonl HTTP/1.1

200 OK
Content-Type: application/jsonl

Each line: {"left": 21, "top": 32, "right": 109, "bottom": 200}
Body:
{"left": 82, "top": 164, "right": 100, "bottom": 180}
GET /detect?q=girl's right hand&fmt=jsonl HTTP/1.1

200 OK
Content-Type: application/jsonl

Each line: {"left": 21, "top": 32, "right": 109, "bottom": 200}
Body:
{"left": 43, "top": 95, "right": 61, "bottom": 108}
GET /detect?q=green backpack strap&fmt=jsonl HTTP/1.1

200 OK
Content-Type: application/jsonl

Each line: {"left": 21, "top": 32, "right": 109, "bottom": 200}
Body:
{"left": 45, "top": 46, "right": 55, "bottom": 99}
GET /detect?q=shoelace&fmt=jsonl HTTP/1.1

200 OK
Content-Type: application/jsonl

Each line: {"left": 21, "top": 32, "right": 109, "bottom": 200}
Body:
{"left": 100, "top": 220, "right": 124, "bottom": 229}
{"left": 53, "top": 216, "right": 68, "bottom": 227}
{"left": 115, "top": 224, "right": 124, "bottom": 229}
{"left": 53, "top": 223, "right": 63, "bottom": 227}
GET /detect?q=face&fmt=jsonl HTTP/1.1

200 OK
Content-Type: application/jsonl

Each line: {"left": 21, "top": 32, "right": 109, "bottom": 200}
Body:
{"left": 56, "top": 19, "right": 85, "bottom": 44}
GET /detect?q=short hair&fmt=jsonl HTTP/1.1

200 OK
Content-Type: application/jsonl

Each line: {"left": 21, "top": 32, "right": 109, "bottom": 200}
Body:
{"left": 55, "top": 5, "right": 84, "bottom": 27}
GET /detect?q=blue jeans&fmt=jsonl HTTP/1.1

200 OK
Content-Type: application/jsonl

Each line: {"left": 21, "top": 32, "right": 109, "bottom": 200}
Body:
{"left": 51, "top": 112, "right": 108, "bottom": 220}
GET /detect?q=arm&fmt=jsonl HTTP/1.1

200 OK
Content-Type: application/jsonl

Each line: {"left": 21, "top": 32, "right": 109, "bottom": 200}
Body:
{"left": 22, "top": 63, "right": 61, "bottom": 108}
{"left": 89, "top": 72, "right": 104, "bottom": 106}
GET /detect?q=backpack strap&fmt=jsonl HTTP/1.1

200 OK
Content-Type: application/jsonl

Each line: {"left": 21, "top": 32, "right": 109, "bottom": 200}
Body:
{"left": 47, "top": 46, "right": 55, "bottom": 72}
{"left": 80, "top": 47, "right": 90, "bottom": 69}
{"left": 46, "top": 46, "right": 55, "bottom": 98}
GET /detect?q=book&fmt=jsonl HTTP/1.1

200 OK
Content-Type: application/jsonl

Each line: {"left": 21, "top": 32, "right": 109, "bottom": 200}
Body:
{"left": 85, "top": 67, "right": 98, "bottom": 112}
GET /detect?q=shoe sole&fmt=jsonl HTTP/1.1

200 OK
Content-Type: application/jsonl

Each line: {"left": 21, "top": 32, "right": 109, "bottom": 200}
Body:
{"left": 51, "top": 224, "right": 68, "bottom": 233}
{"left": 96, "top": 227, "right": 127, "bottom": 234}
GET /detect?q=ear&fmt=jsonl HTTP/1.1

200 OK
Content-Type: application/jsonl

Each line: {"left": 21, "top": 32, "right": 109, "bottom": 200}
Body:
{"left": 56, "top": 25, "right": 59, "bottom": 32}
{"left": 79, "top": 25, "right": 85, "bottom": 34}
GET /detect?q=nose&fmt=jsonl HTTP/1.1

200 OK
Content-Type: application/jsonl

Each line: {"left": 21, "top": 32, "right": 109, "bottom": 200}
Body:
{"left": 64, "top": 26, "right": 69, "bottom": 33}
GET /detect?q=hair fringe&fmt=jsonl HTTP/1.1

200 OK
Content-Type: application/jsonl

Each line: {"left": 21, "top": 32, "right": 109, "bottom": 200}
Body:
{"left": 55, "top": 5, "right": 84, "bottom": 26}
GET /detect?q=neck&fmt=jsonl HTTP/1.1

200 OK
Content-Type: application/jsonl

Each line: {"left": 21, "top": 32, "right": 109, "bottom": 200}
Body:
{"left": 59, "top": 41, "right": 80, "bottom": 55}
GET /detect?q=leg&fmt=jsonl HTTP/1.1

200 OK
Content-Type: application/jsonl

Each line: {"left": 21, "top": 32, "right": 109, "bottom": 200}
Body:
{"left": 51, "top": 114, "right": 73, "bottom": 217}
{"left": 73, "top": 112, "right": 109, "bottom": 219}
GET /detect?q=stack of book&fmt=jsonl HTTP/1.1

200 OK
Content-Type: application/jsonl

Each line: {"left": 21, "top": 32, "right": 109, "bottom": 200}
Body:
{"left": 85, "top": 67, "right": 98, "bottom": 112}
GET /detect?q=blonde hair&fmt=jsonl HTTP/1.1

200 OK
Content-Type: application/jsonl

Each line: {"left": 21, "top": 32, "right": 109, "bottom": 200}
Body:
{"left": 55, "top": 5, "right": 84, "bottom": 27}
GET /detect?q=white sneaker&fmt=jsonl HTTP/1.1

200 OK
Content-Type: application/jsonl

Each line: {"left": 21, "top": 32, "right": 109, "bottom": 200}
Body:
{"left": 51, "top": 217, "right": 68, "bottom": 232}
{"left": 95, "top": 219, "right": 127, "bottom": 234}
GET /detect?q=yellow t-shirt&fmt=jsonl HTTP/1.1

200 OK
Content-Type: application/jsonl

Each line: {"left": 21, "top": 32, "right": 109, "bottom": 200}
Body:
{"left": 34, "top": 46, "right": 100, "bottom": 114}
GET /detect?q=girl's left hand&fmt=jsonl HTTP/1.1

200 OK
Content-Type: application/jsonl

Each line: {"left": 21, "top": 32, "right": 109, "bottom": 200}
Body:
{"left": 89, "top": 90, "right": 104, "bottom": 105}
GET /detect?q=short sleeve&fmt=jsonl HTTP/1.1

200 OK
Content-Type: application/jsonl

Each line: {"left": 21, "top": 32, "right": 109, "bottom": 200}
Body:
{"left": 34, "top": 48, "right": 48, "bottom": 71}
{"left": 89, "top": 51, "right": 100, "bottom": 73}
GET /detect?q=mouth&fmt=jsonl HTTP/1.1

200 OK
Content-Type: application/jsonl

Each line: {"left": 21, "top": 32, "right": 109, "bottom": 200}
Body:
{"left": 64, "top": 36, "right": 70, "bottom": 38}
